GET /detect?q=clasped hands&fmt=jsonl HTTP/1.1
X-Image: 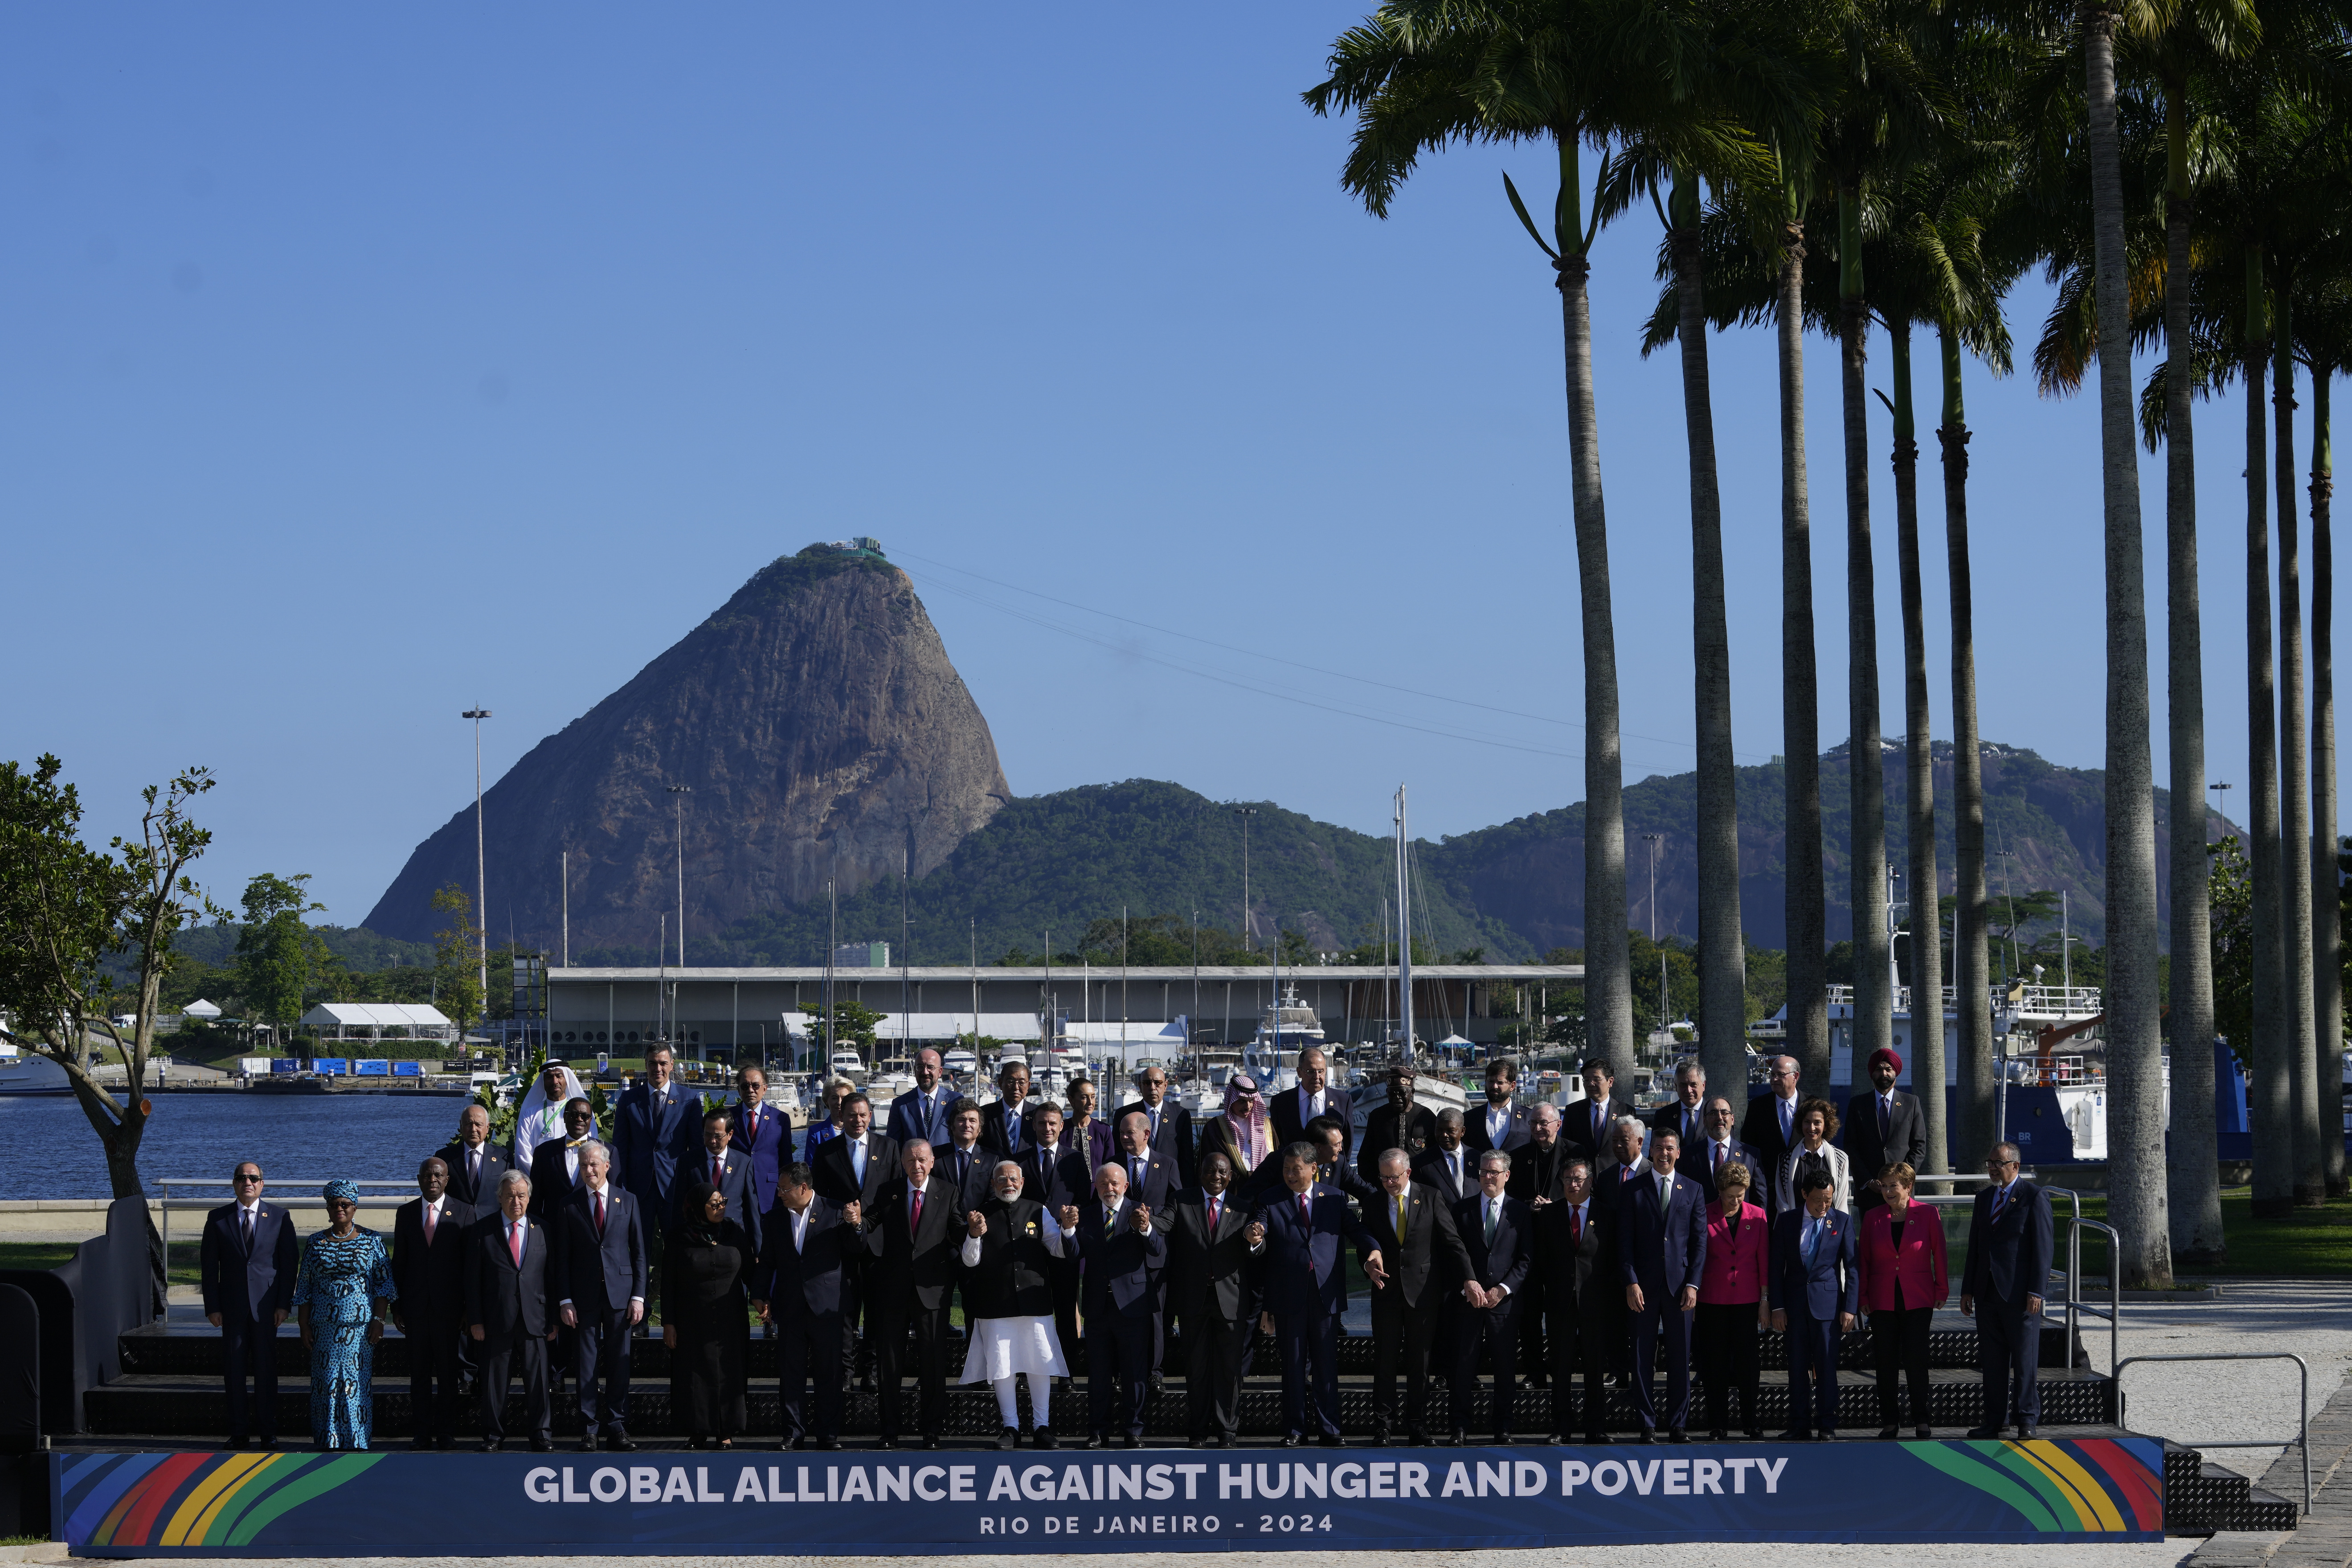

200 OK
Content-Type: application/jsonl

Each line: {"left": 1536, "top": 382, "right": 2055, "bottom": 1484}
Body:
{"left": 1623, "top": 1283, "right": 1702, "bottom": 1313}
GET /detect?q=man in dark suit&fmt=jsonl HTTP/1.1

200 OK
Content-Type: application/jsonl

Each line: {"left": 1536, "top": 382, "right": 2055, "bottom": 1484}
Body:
{"left": 811, "top": 1093, "right": 896, "bottom": 1390}
{"left": 1358, "top": 1064, "right": 1439, "bottom": 1183}
{"left": 1740, "top": 1054, "right": 1806, "bottom": 1204}
{"left": 1451, "top": 1150, "right": 1534, "bottom": 1444}
{"left": 1166, "top": 1151, "right": 1260, "bottom": 1448}
{"left": 885, "top": 1047, "right": 963, "bottom": 1151}
{"left": 200, "top": 1160, "right": 297, "bottom": 1449}
{"left": 1843, "top": 1047, "right": 1927, "bottom": 1213}
{"left": 435, "top": 1103, "right": 510, "bottom": 1210}
{"left": 1064, "top": 1161, "right": 1166, "bottom": 1448}
{"left": 552, "top": 1141, "right": 646, "bottom": 1452}
{"left": 465, "top": 1169, "right": 558, "bottom": 1451}
{"left": 1770, "top": 1167, "right": 1859, "bottom": 1439}
{"left": 1507, "top": 1102, "right": 1569, "bottom": 1387}
{"left": 1305, "top": 1114, "right": 1378, "bottom": 1206}
{"left": 1534, "top": 1156, "right": 1618, "bottom": 1443}
{"left": 1022, "top": 1102, "right": 1090, "bottom": 1372}
{"left": 1464, "top": 1057, "right": 1534, "bottom": 1155}
{"left": 1690, "top": 1097, "right": 1769, "bottom": 1195}
{"left": 933, "top": 1100, "right": 995, "bottom": 1211}
{"left": 861, "top": 1141, "right": 959, "bottom": 1448}
{"left": 1246, "top": 1142, "right": 1382, "bottom": 1449}
{"left": 1617, "top": 1130, "right": 1708, "bottom": 1441}
{"left": 1651, "top": 1060, "right": 1712, "bottom": 1156}
{"left": 1118, "top": 1062, "right": 1199, "bottom": 1188}
{"left": 978, "top": 1059, "right": 1037, "bottom": 1160}
{"left": 1268, "top": 1048, "right": 1350, "bottom": 1168}
{"left": 612, "top": 1045, "right": 703, "bottom": 1318}
{"left": 679, "top": 1108, "right": 763, "bottom": 1253}
{"left": 727, "top": 1064, "right": 794, "bottom": 1219}
{"left": 527, "top": 1097, "right": 596, "bottom": 1220}
{"left": 1598, "top": 1116, "right": 1653, "bottom": 1207}
{"left": 1961, "top": 1142, "right": 2055, "bottom": 1438}
{"left": 1412, "top": 1110, "right": 1476, "bottom": 1204}
{"left": 753, "top": 1162, "right": 860, "bottom": 1450}
{"left": 1107, "top": 1109, "right": 1178, "bottom": 1212}
{"left": 389, "top": 1156, "right": 474, "bottom": 1449}
{"left": 1563, "top": 1058, "right": 1634, "bottom": 1165}
{"left": 1360, "top": 1147, "right": 1472, "bottom": 1444}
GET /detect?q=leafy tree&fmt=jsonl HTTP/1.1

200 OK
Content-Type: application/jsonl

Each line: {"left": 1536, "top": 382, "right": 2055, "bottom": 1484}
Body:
{"left": 231, "top": 872, "right": 331, "bottom": 1032}
{"left": 2209, "top": 835, "right": 2254, "bottom": 1071}
{"left": 801, "top": 998, "right": 886, "bottom": 1062}
{"left": 430, "top": 885, "right": 484, "bottom": 1036}
{"left": 0, "top": 754, "right": 216, "bottom": 1200}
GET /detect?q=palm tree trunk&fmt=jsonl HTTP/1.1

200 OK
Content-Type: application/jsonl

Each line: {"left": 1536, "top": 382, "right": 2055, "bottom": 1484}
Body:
{"left": 1556, "top": 133, "right": 1632, "bottom": 1083}
{"left": 1673, "top": 168, "right": 1747, "bottom": 1097}
{"left": 1889, "top": 316, "right": 1946, "bottom": 1172}
{"left": 1840, "top": 181, "right": 1893, "bottom": 1087}
{"left": 1783, "top": 198, "right": 1831, "bottom": 1096}
{"left": 2163, "top": 86, "right": 2224, "bottom": 1263}
{"left": 2312, "top": 366, "right": 2344, "bottom": 1197}
{"left": 2274, "top": 284, "right": 2323, "bottom": 1206}
{"left": 1941, "top": 326, "right": 1993, "bottom": 1168}
{"left": 2246, "top": 247, "right": 2291, "bottom": 1219}
{"left": 2086, "top": 2, "right": 2170, "bottom": 1286}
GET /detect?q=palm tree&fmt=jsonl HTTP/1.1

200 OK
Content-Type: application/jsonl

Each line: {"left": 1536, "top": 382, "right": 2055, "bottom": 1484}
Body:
{"left": 2298, "top": 272, "right": 2347, "bottom": 1195}
{"left": 2274, "top": 274, "right": 2324, "bottom": 1206}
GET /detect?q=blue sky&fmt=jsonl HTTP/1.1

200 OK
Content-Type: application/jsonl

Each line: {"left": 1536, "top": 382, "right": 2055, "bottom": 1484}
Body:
{"left": 4, "top": 4, "right": 2330, "bottom": 927}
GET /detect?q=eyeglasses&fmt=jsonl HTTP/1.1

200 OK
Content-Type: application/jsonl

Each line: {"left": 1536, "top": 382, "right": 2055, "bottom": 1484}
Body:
{"left": 1706, "top": 1108, "right": 1735, "bottom": 1119}
{"left": 232, "top": 1173, "right": 263, "bottom": 1183}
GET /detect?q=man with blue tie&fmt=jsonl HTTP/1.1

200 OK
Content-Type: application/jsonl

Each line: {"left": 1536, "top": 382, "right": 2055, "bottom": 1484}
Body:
{"left": 887, "top": 1048, "right": 962, "bottom": 1151}
{"left": 1650, "top": 1060, "right": 1710, "bottom": 1157}
{"left": 752, "top": 1162, "right": 861, "bottom": 1450}
{"left": 1119, "top": 1064, "right": 1199, "bottom": 1189}
{"left": 978, "top": 1059, "right": 1036, "bottom": 1160}
{"left": 1245, "top": 1143, "right": 1383, "bottom": 1449}
{"left": 1411, "top": 1110, "right": 1475, "bottom": 1204}
{"left": 1564, "top": 1058, "right": 1633, "bottom": 1165}
{"left": 1618, "top": 1129, "right": 1707, "bottom": 1442}
{"left": 1740, "top": 1055, "right": 1806, "bottom": 1208}
{"left": 613, "top": 1045, "right": 703, "bottom": 1322}
{"left": 727, "top": 1065, "right": 794, "bottom": 1219}
{"left": 1771, "top": 1167, "right": 1859, "bottom": 1440}
{"left": 1023, "top": 1102, "right": 1088, "bottom": 1371}
{"left": 1961, "top": 1142, "right": 2053, "bottom": 1439}
{"left": 1464, "top": 1058, "right": 1534, "bottom": 1155}
{"left": 933, "top": 1101, "right": 995, "bottom": 1211}
{"left": 1451, "top": 1150, "right": 1534, "bottom": 1445}
{"left": 811, "top": 1094, "right": 896, "bottom": 1392}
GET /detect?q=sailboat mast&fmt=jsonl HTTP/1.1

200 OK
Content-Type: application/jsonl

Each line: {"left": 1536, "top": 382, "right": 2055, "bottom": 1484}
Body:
{"left": 1396, "top": 784, "right": 1415, "bottom": 1065}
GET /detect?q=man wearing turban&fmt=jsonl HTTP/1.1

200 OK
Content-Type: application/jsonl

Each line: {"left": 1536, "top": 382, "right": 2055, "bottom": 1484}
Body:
{"left": 1843, "top": 1048, "right": 1927, "bottom": 1215}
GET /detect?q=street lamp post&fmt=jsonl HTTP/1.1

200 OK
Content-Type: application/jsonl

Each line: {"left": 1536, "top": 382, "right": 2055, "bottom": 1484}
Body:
{"left": 1641, "top": 833, "right": 1665, "bottom": 941}
{"left": 461, "top": 708, "right": 492, "bottom": 1015}
{"left": 1233, "top": 806, "right": 1259, "bottom": 951}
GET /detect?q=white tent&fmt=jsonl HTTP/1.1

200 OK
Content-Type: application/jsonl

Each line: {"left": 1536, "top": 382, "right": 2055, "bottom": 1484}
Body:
{"left": 298, "top": 1002, "right": 456, "bottom": 1041}
{"left": 869, "top": 1013, "right": 1043, "bottom": 1046}
{"left": 182, "top": 999, "right": 222, "bottom": 1020}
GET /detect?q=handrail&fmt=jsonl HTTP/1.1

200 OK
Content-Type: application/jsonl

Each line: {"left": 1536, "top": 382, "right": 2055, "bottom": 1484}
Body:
{"left": 2071, "top": 1218, "right": 2123, "bottom": 1373}
{"left": 2115, "top": 1352, "right": 2310, "bottom": 1515}
{"left": 155, "top": 1178, "right": 421, "bottom": 1268}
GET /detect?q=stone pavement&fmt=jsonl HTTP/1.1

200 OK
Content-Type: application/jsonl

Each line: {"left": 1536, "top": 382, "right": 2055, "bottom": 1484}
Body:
{"left": 2189, "top": 1365, "right": 2352, "bottom": 1568}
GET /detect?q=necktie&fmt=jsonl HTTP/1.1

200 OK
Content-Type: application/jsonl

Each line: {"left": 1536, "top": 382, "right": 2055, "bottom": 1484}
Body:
{"left": 911, "top": 1188, "right": 924, "bottom": 1235}
{"left": 1593, "top": 1105, "right": 1605, "bottom": 1145}
{"left": 469, "top": 1148, "right": 481, "bottom": 1187}
{"left": 1570, "top": 1205, "right": 1583, "bottom": 1249}
{"left": 1711, "top": 1142, "right": 1723, "bottom": 1176}
{"left": 1210, "top": 1195, "right": 1223, "bottom": 1232}
{"left": 1485, "top": 1200, "right": 1499, "bottom": 1244}
{"left": 851, "top": 1141, "right": 866, "bottom": 1183}
{"left": 594, "top": 1192, "right": 605, "bottom": 1236}
{"left": 1991, "top": 1183, "right": 2008, "bottom": 1222}
{"left": 508, "top": 1221, "right": 523, "bottom": 1267}
{"left": 1104, "top": 1204, "right": 1118, "bottom": 1240}
{"left": 1298, "top": 1191, "right": 1311, "bottom": 1230}
{"left": 1780, "top": 1098, "right": 1794, "bottom": 1141}
{"left": 1395, "top": 1195, "right": 1408, "bottom": 1243}
{"left": 241, "top": 1207, "right": 254, "bottom": 1249}
{"left": 1878, "top": 1096, "right": 1891, "bottom": 1140}
{"left": 423, "top": 1202, "right": 436, "bottom": 1243}
{"left": 1449, "top": 1153, "right": 1461, "bottom": 1191}
{"left": 1132, "top": 1158, "right": 1145, "bottom": 1190}
{"left": 1806, "top": 1219, "right": 1822, "bottom": 1266}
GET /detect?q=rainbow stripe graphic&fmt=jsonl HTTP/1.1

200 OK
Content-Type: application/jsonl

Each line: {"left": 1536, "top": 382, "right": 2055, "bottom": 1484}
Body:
{"left": 1906, "top": 1437, "right": 2165, "bottom": 1533}
{"left": 62, "top": 1450, "right": 387, "bottom": 1551}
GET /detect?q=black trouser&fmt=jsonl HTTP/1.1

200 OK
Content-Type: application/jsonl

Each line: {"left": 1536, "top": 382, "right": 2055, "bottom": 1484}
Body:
{"left": 1785, "top": 1306, "right": 1841, "bottom": 1434}
{"left": 1088, "top": 1310, "right": 1154, "bottom": 1438}
{"left": 1628, "top": 1294, "right": 1693, "bottom": 1432}
{"left": 1184, "top": 1310, "right": 1254, "bottom": 1442}
{"left": 573, "top": 1306, "right": 634, "bottom": 1438}
{"left": 1370, "top": 1289, "right": 1441, "bottom": 1436}
{"left": 870, "top": 1300, "right": 947, "bottom": 1439}
{"left": 479, "top": 1333, "right": 551, "bottom": 1445}
{"left": 1049, "top": 1258, "right": 1081, "bottom": 1376}
{"left": 406, "top": 1311, "right": 465, "bottom": 1443}
{"left": 1451, "top": 1296, "right": 1521, "bottom": 1437}
{"left": 1275, "top": 1306, "right": 1344, "bottom": 1439}
{"left": 1546, "top": 1294, "right": 1615, "bottom": 1435}
{"left": 1977, "top": 1298, "right": 2041, "bottom": 1428}
{"left": 777, "top": 1307, "right": 845, "bottom": 1445}
{"left": 219, "top": 1307, "right": 280, "bottom": 1441}
{"left": 1515, "top": 1273, "right": 1546, "bottom": 1382}
{"left": 1692, "top": 1301, "right": 1761, "bottom": 1433}
{"left": 1872, "top": 1302, "right": 1933, "bottom": 1426}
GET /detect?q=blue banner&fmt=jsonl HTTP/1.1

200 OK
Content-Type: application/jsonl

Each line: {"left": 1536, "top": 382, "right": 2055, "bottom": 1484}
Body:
{"left": 56, "top": 1439, "right": 2161, "bottom": 1556}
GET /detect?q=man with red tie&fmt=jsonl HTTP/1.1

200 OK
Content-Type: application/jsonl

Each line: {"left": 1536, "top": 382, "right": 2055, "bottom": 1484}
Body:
{"left": 861, "top": 1141, "right": 959, "bottom": 1448}
{"left": 1245, "top": 1144, "right": 1382, "bottom": 1448}
{"left": 1693, "top": 1097, "right": 1768, "bottom": 1194}
{"left": 727, "top": 1064, "right": 794, "bottom": 1219}
{"left": 552, "top": 1142, "right": 646, "bottom": 1452}
{"left": 465, "top": 1170, "right": 558, "bottom": 1452}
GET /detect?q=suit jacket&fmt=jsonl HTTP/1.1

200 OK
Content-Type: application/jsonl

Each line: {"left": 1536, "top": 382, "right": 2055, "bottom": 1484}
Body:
{"left": 1740, "top": 1093, "right": 1807, "bottom": 1182}
{"left": 1651, "top": 1099, "right": 1714, "bottom": 1157}
{"left": 1698, "top": 1199, "right": 1770, "bottom": 1304}
{"left": 962, "top": 1195, "right": 1056, "bottom": 1320}
{"left": 1194, "top": 1117, "right": 1279, "bottom": 1201}
{"left": 1357, "top": 1102, "right": 1439, "bottom": 1181}
{"left": 977, "top": 1098, "right": 1042, "bottom": 1161}
{"left": 1115, "top": 1097, "right": 1199, "bottom": 1188}
{"left": 1960, "top": 1179, "right": 2054, "bottom": 1308}
{"left": 931, "top": 1141, "right": 998, "bottom": 1213}
{"left": 1009, "top": 1142, "right": 1089, "bottom": 1215}
{"left": 1453, "top": 1191, "right": 1535, "bottom": 1299}
{"left": 1102, "top": 1149, "right": 1177, "bottom": 1214}
{"left": 550, "top": 1183, "right": 647, "bottom": 1316}
{"left": 1686, "top": 1136, "right": 1769, "bottom": 1200}
{"left": 811, "top": 1132, "right": 898, "bottom": 1212}
{"left": 1534, "top": 1193, "right": 1618, "bottom": 1311}
{"left": 1597, "top": 1156, "right": 1653, "bottom": 1213}
{"left": 862, "top": 1173, "right": 962, "bottom": 1311}
{"left": 1507, "top": 1139, "right": 1571, "bottom": 1204}
{"left": 1858, "top": 1200, "right": 1949, "bottom": 1313}
{"left": 755, "top": 1195, "right": 857, "bottom": 1319}
{"left": 1841, "top": 1088, "right": 1928, "bottom": 1188}
{"left": 1072, "top": 1196, "right": 1166, "bottom": 1318}
{"left": 1561, "top": 1096, "right": 1634, "bottom": 1162}
{"left": 1358, "top": 1180, "right": 1471, "bottom": 1310}
{"left": 1411, "top": 1144, "right": 1478, "bottom": 1205}
{"left": 1060, "top": 1117, "right": 1115, "bottom": 1174}
{"left": 1773, "top": 1141, "right": 1853, "bottom": 1217}
{"left": 1464, "top": 1098, "right": 1535, "bottom": 1155}
{"left": 886, "top": 1085, "right": 965, "bottom": 1151}
{"left": 527, "top": 1136, "right": 590, "bottom": 1220}
{"left": 1250, "top": 1182, "right": 1375, "bottom": 1319}
{"left": 433, "top": 1140, "right": 510, "bottom": 1210}
{"left": 465, "top": 1212, "right": 553, "bottom": 1343}
{"left": 1268, "top": 1088, "right": 1350, "bottom": 1163}
{"left": 389, "top": 1195, "right": 475, "bottom": 1323}
{"left": 1770, "top": 1206, "right": 1861, "bottom": 1321}
{"left": 612, "top": 1080, "right": 703, "bottom": 1211}
{"left": 1616, "top": 1169, "right": 1710, "bottom": 1298}
{"left": 199, "top": 1201, "right": 298, "bottom": 1322}
{"left": 1166, "top": 1188, "right": 1260, "bottom": 1322}
{"left": 727, "top": 1100, "right": 795, "bottom": 1216}
{"left": 677, "top": 1146, "right": 764, "bottom": 1255}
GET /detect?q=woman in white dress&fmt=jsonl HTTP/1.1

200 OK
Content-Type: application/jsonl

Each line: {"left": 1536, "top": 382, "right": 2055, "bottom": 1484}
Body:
{"left": 956, "top": 1161, "right": 1069, "bottom": 1449}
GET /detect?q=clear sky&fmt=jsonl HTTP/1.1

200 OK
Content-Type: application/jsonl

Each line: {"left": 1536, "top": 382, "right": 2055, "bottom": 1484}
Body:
{"left": 4, "top": 4, "right": 2332, "bottom": 928}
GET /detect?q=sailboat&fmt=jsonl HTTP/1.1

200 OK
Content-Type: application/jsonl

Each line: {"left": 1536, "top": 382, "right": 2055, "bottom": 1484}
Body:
{"left": 1349, "top": 784, "right": 1470, "bottom": 1141}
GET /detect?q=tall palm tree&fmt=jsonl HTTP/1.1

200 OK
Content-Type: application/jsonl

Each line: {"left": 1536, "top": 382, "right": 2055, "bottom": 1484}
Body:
{"left": 2299, "top": 275, "right": 2347, "bottom": 1195}
{"left": 2274, "top": 275, "right": 2325, "bottom": 1205}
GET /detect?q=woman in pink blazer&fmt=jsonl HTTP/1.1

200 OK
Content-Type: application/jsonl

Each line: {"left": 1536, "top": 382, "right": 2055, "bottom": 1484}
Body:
{"left": 1857, "top": 1162, "right": 1949, "bottom": 1438}
{"left": 1693, "top": 1161, "right": 1771, "bottom": 1440}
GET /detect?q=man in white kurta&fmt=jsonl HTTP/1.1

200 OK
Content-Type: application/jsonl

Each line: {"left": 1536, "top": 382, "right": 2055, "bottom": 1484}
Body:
{"left": 956, "top": 1162, "right": 1069, "bottom": 1449}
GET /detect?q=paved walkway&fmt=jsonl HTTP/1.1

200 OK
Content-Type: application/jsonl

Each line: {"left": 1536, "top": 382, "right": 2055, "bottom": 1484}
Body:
{"left": 2189, "top": 1359, "right": 2352, "bottom": 1568}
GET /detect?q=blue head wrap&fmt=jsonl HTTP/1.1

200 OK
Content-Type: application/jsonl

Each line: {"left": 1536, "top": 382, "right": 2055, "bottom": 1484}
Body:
{"left": 323, "top": 1178, "right": 360, "bottom": 1206}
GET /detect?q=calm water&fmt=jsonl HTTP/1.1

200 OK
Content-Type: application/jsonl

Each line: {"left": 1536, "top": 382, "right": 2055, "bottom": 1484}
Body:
{"left": 0, "top": 1093, "right": 475, "bottom": 1200}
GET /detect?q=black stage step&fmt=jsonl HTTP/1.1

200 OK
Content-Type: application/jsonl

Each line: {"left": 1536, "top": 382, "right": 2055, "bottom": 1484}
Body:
{"left": 2161, "top": 1439, "right": 2300, "bottom": 1533}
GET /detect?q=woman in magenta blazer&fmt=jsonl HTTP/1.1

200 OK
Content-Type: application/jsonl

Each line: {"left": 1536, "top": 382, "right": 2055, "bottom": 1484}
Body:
{"left": 1857, "top": 1162, "right": 1948, "bottom": 1438}
{"left": 1693, "top": 1161, "right": 1771, "bottom": 1440}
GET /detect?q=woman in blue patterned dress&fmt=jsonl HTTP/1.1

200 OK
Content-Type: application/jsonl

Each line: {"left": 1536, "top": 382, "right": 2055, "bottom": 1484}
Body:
{"left": 291, "top": 1179, "right": 397, "bottom": 1450}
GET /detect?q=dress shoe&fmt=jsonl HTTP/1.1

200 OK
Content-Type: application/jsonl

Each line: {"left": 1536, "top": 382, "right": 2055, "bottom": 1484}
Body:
{"left": 1409, "top": 1429, "right": 1431, "bottom": 1446}
{"left": 481, "top": 1439, "right": 504, "bottom": 1453}
{"left": 1088, "top": 1434, "right": 1109, "bottom": 1449}
{"left": 2017, "top": 1424, "right": 2037, "bottom": 1439}
{"left": 1914, "top": 1426, "right": 1933, "bottom": 1440}
{"left": 878, "top": 1436, "right": 900, "bottom": 1450}
{"left": 921, "top": 1436, "right": 942, "bottom": 1450}
{"left": 1708, "top": 1429, "right": 1728, "bottom": 1443}
{"left": 1745, "top": 1428, "right": 1766, "bottom": 1441}
{"left": 1371, "top": 1426, "right": 1393, "bottom": 1447}
{"left": 1636, "top": 1428, "right": 1657, "bottom": 1444}
{"left": 579, "top": 1437, "right": 601, "bottom": 1453}
{"left": 1813, "top": 1431, "right": 1836, "bottom": 1442}
{"left": 1877, "top": 1426, "right": 1900, "bottom": 1441}
{"left": 1282, "top": 1433, "right": 1305, "bottom": 1448}
{"left": 1780, "top": 1429, "right": 1810, "bottom": 1442}
{"left": 436, "top": 1437, "right": 458, "bottom": 1452}
{"left": 1666, "top": 1429, "right": 1689, "bottom": 1444}
{"left": 1491, "top": 1431, "right": 1512, "bottom": 1447}
{"left": 226, "top": 1435, "right": 249, "bottom": 1450}
{"left": 1449, "top": 1429, "right": 1467, "bottom": 1446}
{"left": 1585, "top": 1433, "right": 1608, "bottom": 1445}
{"left": 1963, "top": 1425, "right": 2003, "bottom": 1440}
{"left": 1320, "top": 1433, "right": 1346, "bottom": 1449}
{"left": 999, "top": 1427, "right": 1020, "bottom": 1450}
{"left": 818, "top": 1438, "right": 843, "bottom": 1451}
{"left": 1200, "top": 1435, "right": 1223, "bottom": 1449}
{"left": 257, "top": 1438, "right": 278, "bottom": 1451}
{"left": 1546, "top": 1433, "right": 1566, "bottom": 1446}
{"left": 1121, "top": 1434, "right": 1142, "bottom": 1449}
{"left": 605, "top": 1433, "right": 637, "bottom": 1452}
{"left": 1034, "top": 1429, "right": 1057, "bottom": 1450}
{"left": 530, "top": 1438, "right": 555, "bottom": 1452}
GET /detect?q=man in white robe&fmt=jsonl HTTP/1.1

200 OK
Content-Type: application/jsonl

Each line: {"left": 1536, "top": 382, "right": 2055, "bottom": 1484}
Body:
{"left": 956, "top": 1161, "right": 1068, "bottom": 1449}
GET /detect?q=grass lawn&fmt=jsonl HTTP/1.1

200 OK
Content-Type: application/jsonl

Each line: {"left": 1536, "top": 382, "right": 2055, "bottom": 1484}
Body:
{"left": 2056, "top": 1187, "right": 2352, "bottom": 1279}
